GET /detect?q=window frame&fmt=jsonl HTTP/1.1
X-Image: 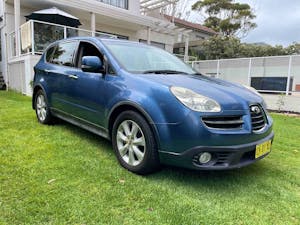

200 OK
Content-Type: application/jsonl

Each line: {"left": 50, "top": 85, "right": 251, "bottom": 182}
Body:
{"left": 74, "top": 40, "right": 117, "bottom": 75}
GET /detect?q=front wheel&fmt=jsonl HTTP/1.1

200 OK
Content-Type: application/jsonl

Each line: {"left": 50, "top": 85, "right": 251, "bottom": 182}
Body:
{"left": 112, "top": 111, "right": 160, "bottom": 175}
{"left": 35, "top": 90, "right": 54, "bottom": 124}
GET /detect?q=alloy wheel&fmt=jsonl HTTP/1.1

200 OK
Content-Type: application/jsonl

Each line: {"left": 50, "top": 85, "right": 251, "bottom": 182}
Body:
{"left": 116, "top": 120, "right": 146, "bottom": 166}
{"left": 36, "top": 94, "right": 47, "bottom": 122}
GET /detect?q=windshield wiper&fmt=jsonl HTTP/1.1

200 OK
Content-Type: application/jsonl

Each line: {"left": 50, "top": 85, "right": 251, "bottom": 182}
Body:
{"left": 143, "top": 70, "right": 188, "bottom": 74}
{"left": 192, "top": 72, "right": 204, "bottom": 76}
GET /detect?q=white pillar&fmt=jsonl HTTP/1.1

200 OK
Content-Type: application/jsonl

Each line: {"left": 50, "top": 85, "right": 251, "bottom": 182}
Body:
{"left": 91, "top": 12, "right": 96, "bottom": 37}
{"left": 286, "top": 56, "right": 292, "bottom": 96}
{"left": 14, "top": 0, "right": 20, "bottom": 56}
{"left": 184, "top": 35, "right": 189, "bottom": 62}
{"left": 247, "top": 58, "right": 252, "bottom": 86}
{"left": 216, "top": 60, "right": 220, "bottom": 78}
{"left": 147, "top": 27, "right": 151, "bottom": 45}
{"left": 1, "top": 29, "right": 8, "bottom": 88}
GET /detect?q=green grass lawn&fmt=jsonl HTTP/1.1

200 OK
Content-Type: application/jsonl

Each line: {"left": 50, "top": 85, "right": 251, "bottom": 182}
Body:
{"left": 0, "top": 91, "right": 299, "bottom": 225}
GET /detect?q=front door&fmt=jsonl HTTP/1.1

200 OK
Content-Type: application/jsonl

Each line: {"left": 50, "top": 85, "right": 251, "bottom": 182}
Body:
{"left": 66, "top": 41, "right": 108, "bottom": 127}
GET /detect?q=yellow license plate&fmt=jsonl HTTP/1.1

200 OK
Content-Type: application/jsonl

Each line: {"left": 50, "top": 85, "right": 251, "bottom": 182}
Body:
{"left": 255, "top": 140, "right": 272, "bottom": 158}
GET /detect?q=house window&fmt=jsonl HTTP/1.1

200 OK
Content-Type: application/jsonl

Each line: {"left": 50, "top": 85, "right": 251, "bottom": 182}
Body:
{"left": 96, "top": 0, "right": 128, "bottom": 9}
{"left": 96, "top": 31, "right": 129, "bottom": 40}
{"left": 195, "top": 35, "right": 205, "bottom": 40}
{"left": 139, "top": 40, "right": 165, "bottom": 50}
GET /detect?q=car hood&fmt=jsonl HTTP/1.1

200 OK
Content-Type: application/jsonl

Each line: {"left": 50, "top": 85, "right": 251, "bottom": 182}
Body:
{"left": 138, "top": 74, "right": 263, "bottom": 111}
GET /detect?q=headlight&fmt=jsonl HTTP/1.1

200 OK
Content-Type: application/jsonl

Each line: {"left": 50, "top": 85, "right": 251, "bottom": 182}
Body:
{"left": 170, "top": 86, "right": 221, "bottom": 112}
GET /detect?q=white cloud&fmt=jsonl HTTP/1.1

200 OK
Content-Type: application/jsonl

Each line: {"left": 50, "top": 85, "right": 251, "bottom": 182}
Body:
{"left": 189, "top": 0, "right": 300, "bottom": 46}
{"left": 240, "top": 0, "right": 300, "bottom": 46}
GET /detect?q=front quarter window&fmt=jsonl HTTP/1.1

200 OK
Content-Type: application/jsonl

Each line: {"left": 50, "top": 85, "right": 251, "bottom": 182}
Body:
{"left": 102, "top": 41, "right": 195, "bottom": 74}
{"left": 45, "top": 46, "right": 56, "bottom": 62}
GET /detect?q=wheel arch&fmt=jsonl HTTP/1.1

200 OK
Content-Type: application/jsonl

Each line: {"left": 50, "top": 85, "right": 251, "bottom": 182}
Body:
{"left": 108, "top": 101, "right": 161, "bottom": 149}
{"left": 32, "top": 84, "right": 47, "bottom": 109}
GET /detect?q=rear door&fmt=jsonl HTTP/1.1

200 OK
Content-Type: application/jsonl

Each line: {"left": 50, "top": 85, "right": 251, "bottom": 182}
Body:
{"left": 47, "top": 40, "right": 80, "bottom": 114}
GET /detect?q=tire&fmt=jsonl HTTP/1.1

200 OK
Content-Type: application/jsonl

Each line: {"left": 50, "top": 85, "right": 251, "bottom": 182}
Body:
{"left": 112, "top": 110, "right": 160, "bottom": 175}
{"left": 34, "top": 90, "right": 54, "bottom": 124}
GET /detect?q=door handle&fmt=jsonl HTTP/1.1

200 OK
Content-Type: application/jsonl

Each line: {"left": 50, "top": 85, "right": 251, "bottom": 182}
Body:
{"left": 68, "top": 74, "right": 78, "bottom": 80}
{"left": 44, "top": 69, "right": 53, "bottom": 73}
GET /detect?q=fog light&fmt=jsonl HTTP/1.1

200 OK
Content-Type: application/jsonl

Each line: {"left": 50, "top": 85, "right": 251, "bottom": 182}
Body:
{"left": 199, "top": 152, "right": 212, "bottom": 164}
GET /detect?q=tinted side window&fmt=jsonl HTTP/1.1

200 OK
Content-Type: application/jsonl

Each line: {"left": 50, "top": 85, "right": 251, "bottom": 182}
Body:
{"left": 45, "top": 46, "right": 56, "bottom": 62}
{"left": 51, "top": 42, "right": 77, "bottom": 67}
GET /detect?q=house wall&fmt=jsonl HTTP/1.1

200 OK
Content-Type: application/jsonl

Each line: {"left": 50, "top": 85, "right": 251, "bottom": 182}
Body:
{"left": 136, "top": 29, "right": 174, "bottom": 52}
{"left": 5, "top": 3, "right": 33, "bottom": 32}
{"left": 189, "top": 31, "right": 212, "bottom": 42}
{"left": 8, "top": 61, "right": 25, "bottom": 93}
{"left": 79, "top": 18, "right": 137, "bottom": 41}
{"left": 1, "top": 3, "right": 39, "bottom": 83}
{"left": 7, "top": 55, "right": 40, "bottom": 95}
{"left": 177, "top": 31, "right": 212, "bottom": 43}
{"left": 4, "top": 1, "right": 175, "bottom": 52}
{"left": 128, "top": 0, "right": 140, "bottom": 13}
{"left": 0, "top": 1, "right": 6, "bottom": 75}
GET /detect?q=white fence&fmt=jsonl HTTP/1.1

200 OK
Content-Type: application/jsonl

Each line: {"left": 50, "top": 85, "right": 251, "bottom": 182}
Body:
{"left": 191, "top": 55, "right": 300, "bottom": 96}
{"left": 190, "top": 55, "right": 300, "bottom": 112}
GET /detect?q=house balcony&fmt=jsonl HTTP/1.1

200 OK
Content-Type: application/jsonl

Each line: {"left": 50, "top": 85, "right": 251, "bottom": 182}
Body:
{"left": 7, "top": 20, "right": 116, "bottom": 60}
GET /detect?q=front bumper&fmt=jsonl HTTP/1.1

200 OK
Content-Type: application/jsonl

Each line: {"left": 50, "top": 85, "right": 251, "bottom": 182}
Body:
{"left": 158, "top": 131, "right": 274, "bottom": 170}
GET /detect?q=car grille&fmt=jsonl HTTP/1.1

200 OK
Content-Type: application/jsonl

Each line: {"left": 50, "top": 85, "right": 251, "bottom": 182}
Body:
{"left": 250, "top": 105, "right": 266, "bottom": 131}
{"left": 202, "top": 116, "right": 244, "bottom": 129}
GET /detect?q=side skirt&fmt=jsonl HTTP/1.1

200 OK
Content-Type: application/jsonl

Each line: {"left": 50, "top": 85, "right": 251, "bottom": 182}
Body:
{"left": 51, "top": 108, "right": 110, "bottom": 141}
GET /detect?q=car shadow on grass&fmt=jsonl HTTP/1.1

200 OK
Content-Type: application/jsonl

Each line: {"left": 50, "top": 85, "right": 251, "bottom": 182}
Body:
{"left": 54, "top": 119, "right": 112, "bottom": 149}
{"left": 148, "top": 162, "right": 275, "bottom": 192}
{"left": 53, "top": 119, "right": 275, "bottom": 190}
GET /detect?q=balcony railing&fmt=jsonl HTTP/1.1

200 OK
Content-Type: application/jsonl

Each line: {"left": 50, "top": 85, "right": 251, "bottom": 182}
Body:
{"left": 8, "top": 20, "right": 197, "bottom": 63}
{"left": 8, "top": 20, "right": 117, "bottom": 59}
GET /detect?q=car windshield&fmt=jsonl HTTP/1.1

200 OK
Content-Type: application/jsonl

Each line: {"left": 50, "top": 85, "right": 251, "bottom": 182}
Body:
{"left": 102, "top": 40, "right": 196, "bottom": 74}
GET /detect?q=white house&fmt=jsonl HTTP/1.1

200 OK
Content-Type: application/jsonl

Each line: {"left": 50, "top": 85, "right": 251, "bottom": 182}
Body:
{"left": 163, "top": 15, "right": 216, "bottom": 58}
{"left": 0, "top": 0, "right": 211, "bottom": 95}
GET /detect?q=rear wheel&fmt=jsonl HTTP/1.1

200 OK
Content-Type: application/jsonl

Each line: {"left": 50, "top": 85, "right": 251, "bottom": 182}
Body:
{"left": 112, "top": 111, "right": 160, "bottom": 174}
{"left": 35, "top": 90, "right": 53, "bottom": 124}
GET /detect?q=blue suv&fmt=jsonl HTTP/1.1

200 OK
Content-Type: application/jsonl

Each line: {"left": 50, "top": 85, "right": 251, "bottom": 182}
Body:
{"left": 32, "top": 37, "right": 274, "bottom": 174}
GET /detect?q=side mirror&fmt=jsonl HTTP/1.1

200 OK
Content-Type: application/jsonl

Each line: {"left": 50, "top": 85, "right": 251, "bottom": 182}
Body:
{"left": 81, "top": 56, "right": 104, "bottom": 73}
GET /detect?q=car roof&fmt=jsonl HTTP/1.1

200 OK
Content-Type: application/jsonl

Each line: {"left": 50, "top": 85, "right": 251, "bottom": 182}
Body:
{"left": 53, "top": 36, "right": 139, "bottom": 45}
{"left": 45, "top": 37, "right": 151, "bottom": 53}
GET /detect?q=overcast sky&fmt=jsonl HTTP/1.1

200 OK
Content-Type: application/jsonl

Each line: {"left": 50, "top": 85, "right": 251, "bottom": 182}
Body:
{"left": 189, "top": 0, "right": 300, "bottom": 46}
{"left": 239, "top": 0, "right": 300, "bottom": 46}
